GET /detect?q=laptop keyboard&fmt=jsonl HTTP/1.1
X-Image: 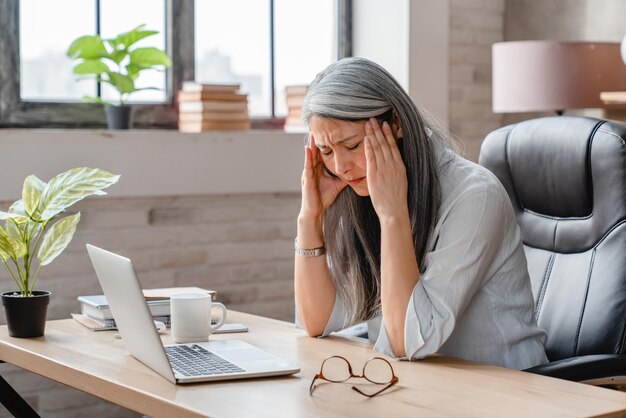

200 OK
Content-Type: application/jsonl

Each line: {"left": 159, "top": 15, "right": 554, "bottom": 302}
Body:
{"left": 166, "top": 344, "right": 246, "bottom": 377}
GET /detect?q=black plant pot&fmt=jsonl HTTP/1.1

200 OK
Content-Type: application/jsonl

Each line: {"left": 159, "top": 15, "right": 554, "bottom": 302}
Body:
{"left": 1, "top": 291, "right": 51, "bottom": 338}
{"left": 104, "top": 105, "right": 134, "bottom": 130}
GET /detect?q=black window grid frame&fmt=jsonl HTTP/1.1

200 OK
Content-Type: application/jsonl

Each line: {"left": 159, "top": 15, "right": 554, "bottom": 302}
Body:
{"left": 0, "top": 0, "right": 352, "bottom": 129}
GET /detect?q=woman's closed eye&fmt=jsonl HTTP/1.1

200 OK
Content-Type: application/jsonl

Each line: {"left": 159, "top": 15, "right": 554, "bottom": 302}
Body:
{"left": 346, "top": 142, "right": 361, "bottom": 151}
{"left": 320, "top": 142, "right": 361, "bottom": 157}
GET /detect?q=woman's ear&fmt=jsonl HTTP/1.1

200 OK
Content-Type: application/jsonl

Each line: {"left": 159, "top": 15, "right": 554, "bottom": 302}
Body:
{"left": 391, "top": 112, "right": 404, "bottom": 138}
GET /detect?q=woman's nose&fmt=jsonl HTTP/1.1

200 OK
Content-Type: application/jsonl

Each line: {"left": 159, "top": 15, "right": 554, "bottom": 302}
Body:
{"left": 334, "top": 153, "right": 353, "bottom": 175}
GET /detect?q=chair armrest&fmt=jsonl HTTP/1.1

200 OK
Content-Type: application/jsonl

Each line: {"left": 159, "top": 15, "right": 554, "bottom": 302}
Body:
{"left": 524, "top": 354, "right": 626, "bottom": 386}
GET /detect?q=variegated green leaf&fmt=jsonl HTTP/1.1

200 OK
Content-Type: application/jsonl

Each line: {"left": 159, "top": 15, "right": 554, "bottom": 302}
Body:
{"left": 9, "top": 199, "right": 27, "bottom": 216}
{"left": 22, "top": 175, "right": 47, "bottom": 218}
{"left": 0, "top": 211, "right": 29, "bottom": 223}
{"left": 38, "top": 168, "right": 120, "bottom": 221}
{"left": 37, "top": 213, "right": 81, "bottom": 266}
{"left": 6, "top": 219, "right": 24, "bottom": 243}
{"left": 8, "top": 233, "right": 26, "bottom": 259}
{"left": 0, "top": 234, "right": 13, "bottom": 261}
{"left": 0, "top": 229, "right": 26, "bottom": 261}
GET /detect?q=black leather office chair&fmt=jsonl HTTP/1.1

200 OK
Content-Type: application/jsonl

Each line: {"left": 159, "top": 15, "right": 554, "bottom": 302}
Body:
{"left": 479, "top": 116, "right": 626, "bottom": 387}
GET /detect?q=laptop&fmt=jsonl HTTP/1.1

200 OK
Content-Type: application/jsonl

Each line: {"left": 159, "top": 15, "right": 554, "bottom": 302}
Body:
{"left": 86, "top": 244, "right": 300, "bottom": 384}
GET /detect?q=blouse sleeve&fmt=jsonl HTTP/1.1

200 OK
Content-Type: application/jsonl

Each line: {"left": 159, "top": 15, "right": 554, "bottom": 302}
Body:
{"left": 374, "top": 184, "right": 514, "bottom": 359}
{"left": 320, "top": 293, "right": 350, "bottom": 336}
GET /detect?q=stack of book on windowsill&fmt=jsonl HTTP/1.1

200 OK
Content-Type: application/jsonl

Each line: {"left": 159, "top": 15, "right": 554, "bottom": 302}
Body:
{"left": 177, "top": 82, "right": 250, "bottom": 133}
{"left": 284, "top": 84, "right": 308, "bottom": 133}
{"left": 72, "top": 287, "right": 216, "bottom": 331}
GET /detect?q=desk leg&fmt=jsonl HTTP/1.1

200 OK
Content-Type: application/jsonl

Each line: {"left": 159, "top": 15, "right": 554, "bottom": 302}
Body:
{"left": 0, "top": 362, "right": 41, "bottom": 418}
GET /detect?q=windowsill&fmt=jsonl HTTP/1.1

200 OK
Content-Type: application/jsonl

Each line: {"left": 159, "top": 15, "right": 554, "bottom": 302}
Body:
{"left": 0, "top": 129, "right": 305, "bottom": 200}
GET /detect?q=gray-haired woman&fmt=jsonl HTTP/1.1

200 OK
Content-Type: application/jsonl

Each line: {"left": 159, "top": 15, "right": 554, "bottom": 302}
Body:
{"left": 294, "top": 57, "right": 547, "bottom": 369}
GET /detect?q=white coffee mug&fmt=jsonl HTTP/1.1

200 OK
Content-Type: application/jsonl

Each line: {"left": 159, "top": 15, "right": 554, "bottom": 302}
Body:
{"left": 170, "top": 293, "right": 227, "bottom": 343}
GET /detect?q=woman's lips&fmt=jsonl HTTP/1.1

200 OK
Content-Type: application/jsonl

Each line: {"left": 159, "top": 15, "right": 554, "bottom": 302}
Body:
{"left": 347, "top": 177, "right": 366, "bottom": 186}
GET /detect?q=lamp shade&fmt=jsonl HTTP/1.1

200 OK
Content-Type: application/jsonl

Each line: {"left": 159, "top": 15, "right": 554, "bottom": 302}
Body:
{"left": 492, "top": 41, "right": 626, "bottom": 113}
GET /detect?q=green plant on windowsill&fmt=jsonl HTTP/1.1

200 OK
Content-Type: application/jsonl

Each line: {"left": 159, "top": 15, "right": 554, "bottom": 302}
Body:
{"left": 66, "top": 24, "right": 172, "bottom": 128}
{"left": 0, "top": 168, "right": 120, "bottom": 296}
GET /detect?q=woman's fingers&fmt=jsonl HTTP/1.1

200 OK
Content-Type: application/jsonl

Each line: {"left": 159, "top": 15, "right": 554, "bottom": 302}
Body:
{"left": 303, "top": 144, "right": 312, "bottom": 170}
{"left": 367, "top": 118, "right": 393, "bottom": 163}
{"left": 382, "top": 121, "right": 403, "bottom": 164}
{"left": 364, "top": 136, "right": 376, "bottom": 173}
{"left": 364, "top": 120, "right": 382, "bottom": 163}
{"left": 309, "top": 132, "right": 318, "bottom": 155}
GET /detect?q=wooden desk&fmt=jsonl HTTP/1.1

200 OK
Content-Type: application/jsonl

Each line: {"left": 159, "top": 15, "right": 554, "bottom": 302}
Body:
{"left": 1, "top": 312, "right": 626, "bottom": 417}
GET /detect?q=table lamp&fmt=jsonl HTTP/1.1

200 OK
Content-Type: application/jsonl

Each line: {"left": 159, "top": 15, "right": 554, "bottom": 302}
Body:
{"left": 492, "top": 41, "right": 626, "bottom": 115}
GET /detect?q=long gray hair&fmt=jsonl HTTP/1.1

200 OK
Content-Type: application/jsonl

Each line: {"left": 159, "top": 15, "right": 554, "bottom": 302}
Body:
{"left": 302, "top": 57, "right": 452, "bottom": 326}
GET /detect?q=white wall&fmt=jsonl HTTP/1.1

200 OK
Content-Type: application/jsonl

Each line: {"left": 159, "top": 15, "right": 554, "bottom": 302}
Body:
{"left": 408, "top": 0, "right": 449, "bottom": 126}
{"left": 352, "top": 0, "right": 449, "bottom": 127}
{"left": 352, "top": 0, "right": 410, "bottom": 88}
{"left": 0, "top": 130, "right": 303, "bottom": 200}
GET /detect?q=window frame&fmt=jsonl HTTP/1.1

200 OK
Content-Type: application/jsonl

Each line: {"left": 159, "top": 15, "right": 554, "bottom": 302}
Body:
{"left": 0, "top": 0, "right": 351, "bottom": 129}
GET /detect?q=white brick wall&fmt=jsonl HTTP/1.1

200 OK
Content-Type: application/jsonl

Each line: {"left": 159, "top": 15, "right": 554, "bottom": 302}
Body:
{"left": 0, "top": 193, "right": 299, "bottom": 417}
{"left": 449, "top": 0, "right": 506, "bottom": 162}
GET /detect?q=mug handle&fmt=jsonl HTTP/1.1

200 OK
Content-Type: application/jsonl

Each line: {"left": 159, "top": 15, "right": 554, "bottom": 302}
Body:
{"left": 210, "top": 302, "right": 228, "bottom": 332}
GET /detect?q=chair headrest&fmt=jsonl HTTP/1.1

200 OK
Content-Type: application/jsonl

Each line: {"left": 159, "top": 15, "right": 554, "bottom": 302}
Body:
{"left": 507, "top": 117, "right": 593, "bottom": 218}
{"left": 480, "top": 116, "right": 626, "bottom": 252}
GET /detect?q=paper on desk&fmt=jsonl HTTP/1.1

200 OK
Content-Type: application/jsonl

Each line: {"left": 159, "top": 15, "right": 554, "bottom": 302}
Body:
{"left": 142, "top": 287, "right": 216, "bottom": 301}
{"left": 72, "top": 313, "right": 248, "bottom": 334}
{"left": 72, "top": 313, "right": 116, "bottom": 331}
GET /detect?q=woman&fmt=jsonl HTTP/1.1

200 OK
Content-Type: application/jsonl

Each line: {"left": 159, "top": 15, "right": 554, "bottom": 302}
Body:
{"left": 294, "top": 57, "right": 547, "bottom": 370}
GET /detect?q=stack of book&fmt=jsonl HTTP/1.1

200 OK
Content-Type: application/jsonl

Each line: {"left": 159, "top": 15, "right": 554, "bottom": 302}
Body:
{"left": 284, "top": 85, "right": 308, "bottom": 133}
{"left": 177, "top": 82, "right": 250, "bottom": 133}
{"left": 76, "top": 294, "right": 172, "bottom": 330}
{"left": 73, "top": 287, "right": 216, "bottom": 331}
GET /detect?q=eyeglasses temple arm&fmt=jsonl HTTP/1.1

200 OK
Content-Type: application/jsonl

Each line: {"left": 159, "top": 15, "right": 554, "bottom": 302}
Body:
{"left": 351, "top": 377, "right": 398, "bottom": 398}
{"left": 309, "top": 375, "right": 320, "bottom": 396}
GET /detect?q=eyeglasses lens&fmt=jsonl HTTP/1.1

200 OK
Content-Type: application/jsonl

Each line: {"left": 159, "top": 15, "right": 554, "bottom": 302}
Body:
{"left": 363, "top": 358, "right": 393, "bottom": 384}
{"left": 321, "top": 356, "right": 351, "bottom": 382}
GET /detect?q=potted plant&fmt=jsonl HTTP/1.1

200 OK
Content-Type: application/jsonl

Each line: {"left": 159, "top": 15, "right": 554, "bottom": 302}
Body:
{"left": 66, "top": 24, "right": 172, "bottom": 129}
{"left": 0, "top": 168, "right": 120, "bottom": 338}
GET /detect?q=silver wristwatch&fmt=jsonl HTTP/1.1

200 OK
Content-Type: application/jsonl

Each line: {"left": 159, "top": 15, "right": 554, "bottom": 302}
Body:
{"left": 294, "top": 239, "right": 326, "bottom": 257}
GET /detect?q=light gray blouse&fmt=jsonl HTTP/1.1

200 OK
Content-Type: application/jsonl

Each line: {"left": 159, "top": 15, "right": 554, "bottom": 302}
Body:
{"left": 319, "top": 145, "right": 548, "bottom": 370}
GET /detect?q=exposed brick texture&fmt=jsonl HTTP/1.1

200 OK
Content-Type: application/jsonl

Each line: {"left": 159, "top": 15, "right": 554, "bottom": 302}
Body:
{"left": 449, "top": 0, "right": 506, "bottom": 162}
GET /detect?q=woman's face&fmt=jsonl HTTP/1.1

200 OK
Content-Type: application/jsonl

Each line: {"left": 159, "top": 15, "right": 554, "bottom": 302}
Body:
{"left": 309, "top": 115, "right": 370, "bottom": 196}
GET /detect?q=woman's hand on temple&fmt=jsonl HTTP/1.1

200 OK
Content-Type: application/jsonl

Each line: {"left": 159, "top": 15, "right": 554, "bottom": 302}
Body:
{"left": 364, "top": 118, "right": 409, "bottom": 222}
{"left": 300, "top": 133, "right": 347, "bottom": 220}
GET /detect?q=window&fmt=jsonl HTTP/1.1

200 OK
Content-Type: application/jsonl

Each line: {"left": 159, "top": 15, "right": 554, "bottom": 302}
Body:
{"left": 19, "top": 0, "right": 167, "bottom": 104}
{"left": 19, "top": 0, "right": 95, "bottom": 102}
{"left": 195, "top": 0, "right": 272, "bottom": 116}
{"left": 0, "top": 0, "right": 352, "bottom": 128}
{"left": 99, "top": 0, "right": 167, "bottom": 104}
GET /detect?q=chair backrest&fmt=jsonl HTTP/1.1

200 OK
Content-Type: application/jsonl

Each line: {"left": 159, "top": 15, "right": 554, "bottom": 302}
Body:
{"left": 479, "top": 116, "right": 626, "bottom": 361}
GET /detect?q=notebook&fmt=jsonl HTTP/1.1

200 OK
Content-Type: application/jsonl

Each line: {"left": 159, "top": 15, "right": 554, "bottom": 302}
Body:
{"left": 86, "top": 244, "right": 300, "bottom": 384}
